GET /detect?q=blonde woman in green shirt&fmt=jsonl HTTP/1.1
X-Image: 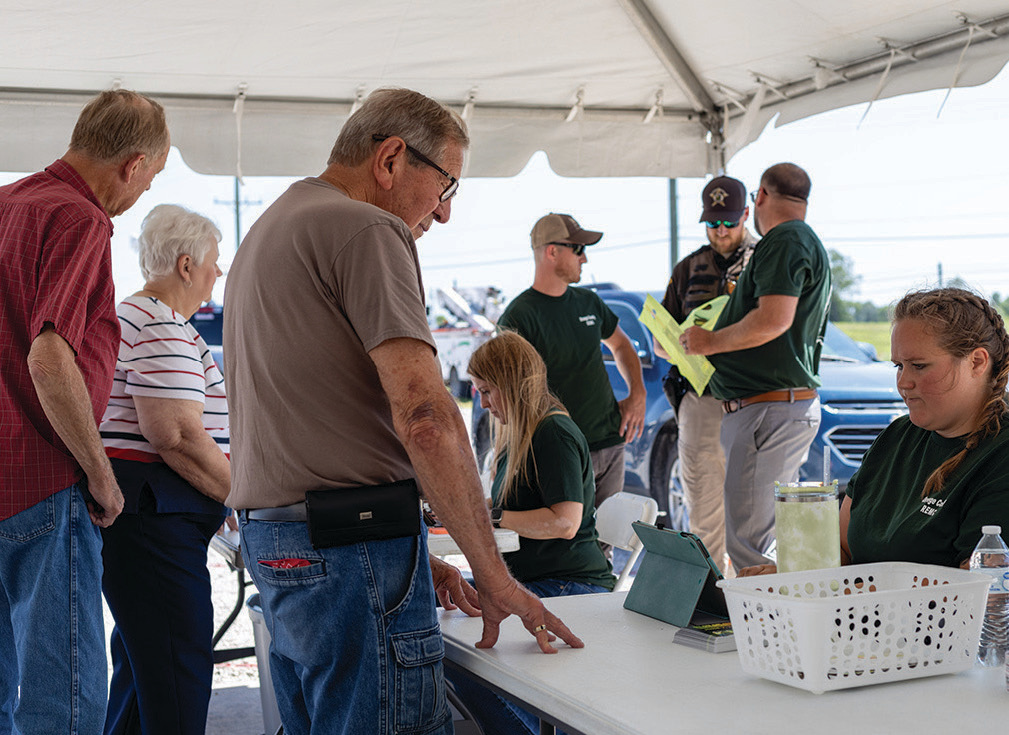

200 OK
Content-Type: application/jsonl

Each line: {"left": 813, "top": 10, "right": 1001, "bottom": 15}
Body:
{"left": 468, "top": 331, "right": 615, "bottom": 596}
{"left": 451, "top": 331, "right": 613, "bottom": 735}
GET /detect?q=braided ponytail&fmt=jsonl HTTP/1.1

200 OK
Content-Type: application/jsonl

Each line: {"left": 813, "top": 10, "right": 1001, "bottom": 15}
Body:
{"left": 893, "top": 288, "right": 1009, "bottom": 497}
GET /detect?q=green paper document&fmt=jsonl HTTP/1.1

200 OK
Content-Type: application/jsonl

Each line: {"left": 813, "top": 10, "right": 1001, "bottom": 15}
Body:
{"left": 638, "top": 295, "right": 727, "bottom": 395}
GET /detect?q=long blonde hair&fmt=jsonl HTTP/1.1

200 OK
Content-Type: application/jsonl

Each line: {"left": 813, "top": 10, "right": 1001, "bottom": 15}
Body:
{"left": 468, "top": 331, "right": 566, "bottom": 503}
{"left": 893, "top": 288, "right": 1009, "bottom": 497}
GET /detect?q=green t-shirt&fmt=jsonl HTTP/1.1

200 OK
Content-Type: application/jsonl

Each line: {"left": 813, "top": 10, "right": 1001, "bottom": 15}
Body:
{"left": 491, "top": 413, "right": 616, "bottom": 590}
{"left": 708, "top": 220, "right": 831, "bottom": 401}
{"left": 846, "top": 416, "right": 1009, "bottom": 567}
{"left": 497, "top": 287, "right": 622, "bottom": 450}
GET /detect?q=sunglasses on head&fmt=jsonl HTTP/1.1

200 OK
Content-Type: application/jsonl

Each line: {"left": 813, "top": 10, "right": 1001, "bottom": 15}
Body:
{"left": 703, "top": 220, "right": 740, "bottom": 229}
{"left": 550, "top": 242, "right": 587, "bottom": 256}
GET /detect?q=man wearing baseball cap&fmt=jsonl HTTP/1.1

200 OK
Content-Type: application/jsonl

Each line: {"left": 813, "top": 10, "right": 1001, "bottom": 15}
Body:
{"left": 654, "top": 176, "right": 756, "bottom": 573}
{"left": 497, "top": 213, "right": 646, "bottom": 516}
{"left": 680, "top": 163, "right": 831, "bottom": 572}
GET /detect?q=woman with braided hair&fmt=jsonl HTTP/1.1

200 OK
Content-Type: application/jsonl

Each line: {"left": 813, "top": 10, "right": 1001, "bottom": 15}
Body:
{"left": 740, "top": 286, "right": 1009, "bottom": 575}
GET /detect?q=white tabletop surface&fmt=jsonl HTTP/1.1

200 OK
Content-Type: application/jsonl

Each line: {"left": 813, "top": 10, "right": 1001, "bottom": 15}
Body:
{"left": 427, "top": 527, "right": 520, "bottom": 557}
{"left": 439, "top": 591, "right": 1009, "bottom": 735}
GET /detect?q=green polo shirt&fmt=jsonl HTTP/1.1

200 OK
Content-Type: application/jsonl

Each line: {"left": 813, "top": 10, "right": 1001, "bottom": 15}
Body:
{"left": 497, "top": 287, "right": 622, "bottom": 450}
{"left": 846, "top": 416, "right": 1009, "bottom": 567}
{"left": 708, "top": 220, "right": 831, "bottom": 401}
{"left": 492, "top": 413, "right": 615, "bottom": 590}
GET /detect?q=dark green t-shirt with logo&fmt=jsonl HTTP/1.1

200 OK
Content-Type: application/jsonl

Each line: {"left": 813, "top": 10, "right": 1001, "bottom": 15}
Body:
{"left": 708, "top": 220, "right": 831, "bottom": 401}
{"left": 491, "top": 413, "right": 615, "bottom": 590}
{"left": 498, "top": 287, "right": 622, "bottom": 450}
{"left": 846, "top": 416, "right": 1009, "bottom": 567}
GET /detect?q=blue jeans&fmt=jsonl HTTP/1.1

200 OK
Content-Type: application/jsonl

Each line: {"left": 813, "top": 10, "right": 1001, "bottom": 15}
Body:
{"left": 448, "top": 580, "right": 609, "bottom": 735}
{"left": 0, "top": 484, "right": 106, "bottom": 735}
{"left": 240, "top": 515, "right": 451, "bottom": 735}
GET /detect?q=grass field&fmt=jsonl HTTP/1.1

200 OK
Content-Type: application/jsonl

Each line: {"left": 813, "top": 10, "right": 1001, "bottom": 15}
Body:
{"left": 834, "top": 321, "right": 891, "bottom": 361}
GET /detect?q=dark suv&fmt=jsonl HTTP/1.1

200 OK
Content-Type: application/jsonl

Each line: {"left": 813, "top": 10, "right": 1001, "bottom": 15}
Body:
{"left": 471, "top": 288, "right": 906, "bottom": 530}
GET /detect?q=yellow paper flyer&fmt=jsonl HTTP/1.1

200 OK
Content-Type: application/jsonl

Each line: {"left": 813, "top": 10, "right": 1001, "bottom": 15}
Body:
{"left": 683, "top": 294, "right": 728, "bottom": 329}
{"left": 639, "top": 295, "right": 716, "bottom": 395}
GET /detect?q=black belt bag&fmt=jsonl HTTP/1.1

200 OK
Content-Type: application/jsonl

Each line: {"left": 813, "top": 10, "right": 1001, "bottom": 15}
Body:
{"left": 304, "top": 478, "right": 421, "bottom": 549}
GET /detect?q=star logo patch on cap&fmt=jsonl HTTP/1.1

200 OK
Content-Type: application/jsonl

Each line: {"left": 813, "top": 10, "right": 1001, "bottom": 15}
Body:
{"left": 708, "top": 187, "right": 729, "bottom": 207}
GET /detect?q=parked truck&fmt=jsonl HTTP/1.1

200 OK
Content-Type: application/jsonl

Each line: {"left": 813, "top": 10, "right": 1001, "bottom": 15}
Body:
{"left": 428, "top": 286, "right": 495, "bottom": 398}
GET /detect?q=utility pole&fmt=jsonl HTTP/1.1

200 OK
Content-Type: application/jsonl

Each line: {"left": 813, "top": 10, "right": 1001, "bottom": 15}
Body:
{"left": 214, "top": 177, "right": 262, "bottom": 249}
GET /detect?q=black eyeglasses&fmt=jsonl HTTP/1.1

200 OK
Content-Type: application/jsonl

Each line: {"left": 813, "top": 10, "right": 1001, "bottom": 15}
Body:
{"left": 703, "top": 220, "right": 740, "bottom": 229}
{"left": 372, "top": 135, "right": 459, "bottom": 202}
{"left": 749, "top": 188, "right": 760, "bottom": 203}
{"left": 550, "top": 242, "right": 587, "bottom": 257}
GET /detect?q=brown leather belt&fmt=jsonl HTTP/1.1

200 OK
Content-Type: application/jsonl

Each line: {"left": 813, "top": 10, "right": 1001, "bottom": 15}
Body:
{"left": 722, "top": 387, "right": 817, "bottom": 414}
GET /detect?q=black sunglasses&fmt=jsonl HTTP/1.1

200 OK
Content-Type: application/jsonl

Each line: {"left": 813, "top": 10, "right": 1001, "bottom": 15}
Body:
{"left": 703, "top": 220, "right": 740, "bottom": 229}
{"left": 372, "top": 134, "right": 459, "bottom": 202}
{"left": 550, "top": 242, "right": 587, "bottom": 257}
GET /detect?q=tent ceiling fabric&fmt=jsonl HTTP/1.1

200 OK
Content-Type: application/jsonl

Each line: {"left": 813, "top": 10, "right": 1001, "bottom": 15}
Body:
{"left": 1, "top": 1, "right": 1008, "bottom": 178}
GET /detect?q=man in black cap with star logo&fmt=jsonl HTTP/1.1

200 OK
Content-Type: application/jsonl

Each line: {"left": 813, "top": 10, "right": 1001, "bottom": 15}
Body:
{"left": 654, "top": 175, "right": 755, "bottom": 573}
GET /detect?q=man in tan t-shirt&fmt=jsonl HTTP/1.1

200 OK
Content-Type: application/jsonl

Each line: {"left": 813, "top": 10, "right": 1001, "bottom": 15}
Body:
{"left": 223, "top": 88, "right": 581, "bottom": 734}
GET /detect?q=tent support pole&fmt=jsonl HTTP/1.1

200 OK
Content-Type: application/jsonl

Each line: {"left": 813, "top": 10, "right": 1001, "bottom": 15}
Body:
{"left": 668, "top": 178, "right": 679, "bottom": 272}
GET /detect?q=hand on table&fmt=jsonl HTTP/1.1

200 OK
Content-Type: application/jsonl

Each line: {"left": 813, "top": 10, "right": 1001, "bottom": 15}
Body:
{"left": 736, "top": 563, "right": 777, "bottom": 577}
{"left": 430, "top": 555, "right": 482, "bottom": 616}
{"left": 474, "top": 577, "right": 583, "bottom": 654}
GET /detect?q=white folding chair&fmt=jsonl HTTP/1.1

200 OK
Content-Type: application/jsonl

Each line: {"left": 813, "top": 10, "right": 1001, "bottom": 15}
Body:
{"left": 594, "top": 492, "right": 659, "bottom": 592}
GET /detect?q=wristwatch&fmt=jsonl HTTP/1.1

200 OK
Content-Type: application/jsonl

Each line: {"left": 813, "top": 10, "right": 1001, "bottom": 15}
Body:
{"left": 490, "top": 507, "right": 504, "bottom": 528}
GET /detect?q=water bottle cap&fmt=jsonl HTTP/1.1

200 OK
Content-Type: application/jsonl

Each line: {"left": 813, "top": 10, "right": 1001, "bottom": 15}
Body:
{"left": 982, "top": 525, "right": 1001, "bottom": 535}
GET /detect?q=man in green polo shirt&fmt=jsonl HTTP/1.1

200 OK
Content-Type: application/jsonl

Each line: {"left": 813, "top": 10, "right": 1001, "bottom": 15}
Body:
{"left": 680, "top": 164, "right": 831, "bottom": 570}
{"left": 497, "top": 213, "right": 646, "bottom": 516}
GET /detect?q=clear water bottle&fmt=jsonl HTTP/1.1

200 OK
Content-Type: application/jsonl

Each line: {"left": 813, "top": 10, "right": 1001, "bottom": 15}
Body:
{"left": 969, "top": 525, "right": 1009, "bottom": 667}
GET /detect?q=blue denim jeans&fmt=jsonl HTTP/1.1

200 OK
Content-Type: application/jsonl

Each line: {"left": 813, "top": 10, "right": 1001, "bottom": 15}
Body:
{"left": 448, "top": 580, "right": 610, "bottom": 735}
{"left": 0, "top": 483, "right": 106, "bottom": 735}
{"left": 240, "top": 515, "right": 451, "bottom": 735}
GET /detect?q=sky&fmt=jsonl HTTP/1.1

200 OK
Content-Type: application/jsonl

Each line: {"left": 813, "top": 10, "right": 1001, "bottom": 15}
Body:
{"left": 4, "top": 63, "right": 1009, "bottom": 309}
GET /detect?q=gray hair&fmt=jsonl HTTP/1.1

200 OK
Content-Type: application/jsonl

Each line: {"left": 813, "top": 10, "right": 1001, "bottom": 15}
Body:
{"left": 327, "top": 87, "right": 469, "bottom": 167}
{"left": 137, "top": 204, "right": 221, "bottom": 281}
{"left": 69, "top": 89, "right": 170, "bottom": 163}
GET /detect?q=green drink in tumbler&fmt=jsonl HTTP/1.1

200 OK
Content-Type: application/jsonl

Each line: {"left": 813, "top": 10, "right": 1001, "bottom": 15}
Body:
{"left": 774, "top": 481, "right": 840, "bottom": 573}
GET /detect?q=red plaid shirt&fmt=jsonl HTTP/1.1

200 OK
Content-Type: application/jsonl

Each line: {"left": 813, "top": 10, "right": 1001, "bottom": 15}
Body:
{"left": 0, "top": 160, "right": 120, "bottom": 520}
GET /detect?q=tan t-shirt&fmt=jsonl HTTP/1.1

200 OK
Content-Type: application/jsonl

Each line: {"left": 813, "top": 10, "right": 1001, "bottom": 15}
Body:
{"left": 223, "top": 178, "right": 435, "bottom": 509}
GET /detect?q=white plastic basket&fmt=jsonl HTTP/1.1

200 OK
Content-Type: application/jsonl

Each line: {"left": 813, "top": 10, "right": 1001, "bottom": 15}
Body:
{"left": 717, "top": 562, "right": 991, "bottom": 693}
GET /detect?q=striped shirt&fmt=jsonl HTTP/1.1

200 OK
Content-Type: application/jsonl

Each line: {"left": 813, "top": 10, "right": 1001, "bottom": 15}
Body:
{"left": 100, "top": 296, "right": 229, "bottom": 462}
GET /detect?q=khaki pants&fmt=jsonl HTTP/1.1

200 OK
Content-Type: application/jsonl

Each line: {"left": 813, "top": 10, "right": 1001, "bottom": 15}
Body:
{"left": 590, "top": 443, "right": 625, "bottom": 558}
{"left": 677, "top": 391, "right": 728, "bottom": 573}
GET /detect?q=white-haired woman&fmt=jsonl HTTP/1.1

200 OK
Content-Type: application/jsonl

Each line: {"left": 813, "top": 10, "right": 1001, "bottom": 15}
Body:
{"left": 99, "top": 204, "right": 230, "bottom": 735}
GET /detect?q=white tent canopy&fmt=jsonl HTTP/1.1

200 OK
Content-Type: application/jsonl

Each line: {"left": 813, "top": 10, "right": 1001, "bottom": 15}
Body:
{"left": 2, "top": 0, "right": 1008, "bottom": 178}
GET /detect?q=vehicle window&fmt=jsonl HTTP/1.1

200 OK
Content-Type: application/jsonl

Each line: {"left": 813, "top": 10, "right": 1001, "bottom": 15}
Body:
{"left": 602, "top": 300, "right": 651, "bottom": 365}
{"left": 822, "top": 322, "right": 874, "bottom": 362}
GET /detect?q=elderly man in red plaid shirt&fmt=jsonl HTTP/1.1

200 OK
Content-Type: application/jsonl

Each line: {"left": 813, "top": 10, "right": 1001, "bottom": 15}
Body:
{"left": 0, "top": 89, "right": 169, "bottom": 734}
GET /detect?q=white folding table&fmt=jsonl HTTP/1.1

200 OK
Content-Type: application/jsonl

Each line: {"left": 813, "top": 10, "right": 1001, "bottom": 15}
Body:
{"left": 439, "top": 591, "right": 1009, "bottom": 735}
